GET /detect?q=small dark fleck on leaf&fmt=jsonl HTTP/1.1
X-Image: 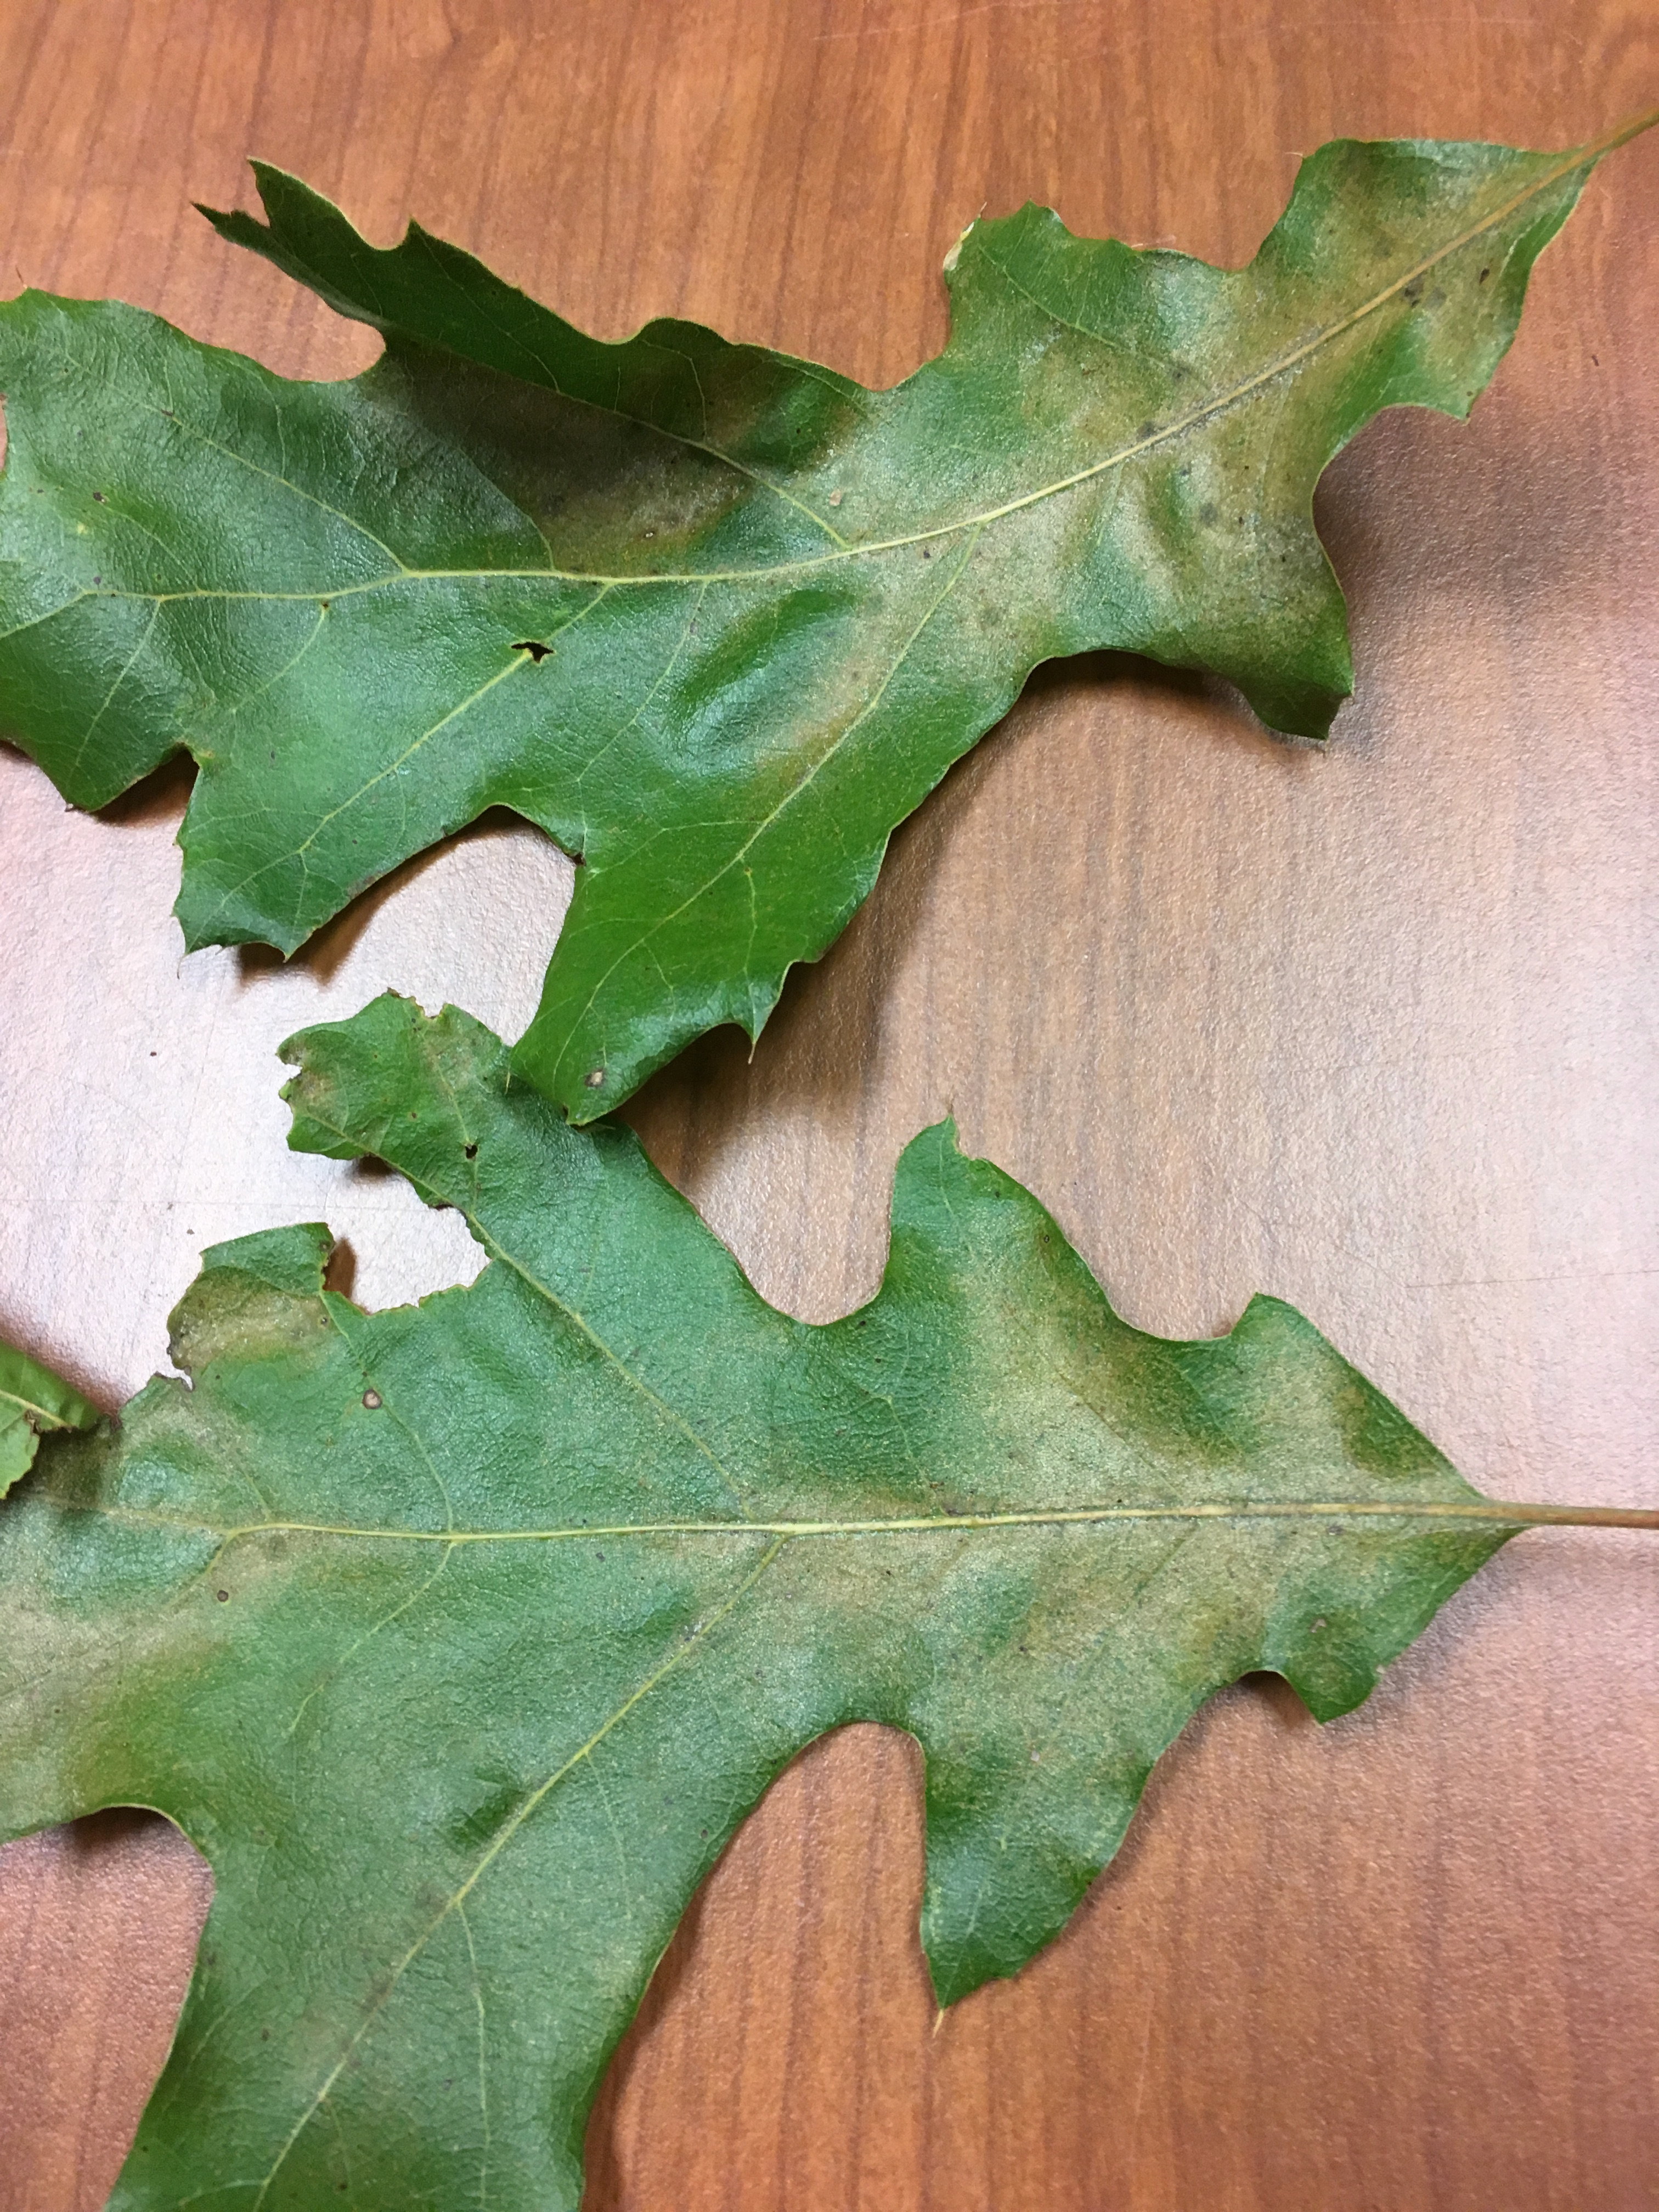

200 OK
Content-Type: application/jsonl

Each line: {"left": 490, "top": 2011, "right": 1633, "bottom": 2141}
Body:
{"left": 513, "top": 639, "right": 552, "bottom": 662}
{"left": 216, "top": 1589, "right": 229, "bottom": 1602}
{"left": 92, "top": 489, "right": 105, "bottom": 502}
{"left": 463, "top": 1141, "right": 478, "bottom": 1159}
{"left": 1479, "top": 266, "right": 1491, "bottom": 282}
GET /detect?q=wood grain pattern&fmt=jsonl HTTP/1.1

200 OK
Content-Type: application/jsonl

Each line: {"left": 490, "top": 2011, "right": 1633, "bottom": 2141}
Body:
{"left": 1, "top": 2, "right": 1655, "bottom": 2203}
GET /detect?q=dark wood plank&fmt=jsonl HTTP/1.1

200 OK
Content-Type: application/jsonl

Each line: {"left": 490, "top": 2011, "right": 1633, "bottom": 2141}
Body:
{"left": 1, "top": 2, "right": 1655, "bottom": 2203}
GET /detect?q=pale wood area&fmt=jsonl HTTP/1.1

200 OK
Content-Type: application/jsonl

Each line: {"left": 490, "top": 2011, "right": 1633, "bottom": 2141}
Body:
{"left": 1, "top": 2, "right": 1656, "bottom": 2204}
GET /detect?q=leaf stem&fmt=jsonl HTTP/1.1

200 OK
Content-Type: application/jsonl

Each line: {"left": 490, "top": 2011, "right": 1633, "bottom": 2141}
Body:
{"left": 1599, "top": 105, "right": 1659, "bottom": 158}
{"left": 74, "top": 1499, "right": 1659, "bottom": 1543}
{"left": 1451, "top": 1500, "right": 1659, "bottom": 1531}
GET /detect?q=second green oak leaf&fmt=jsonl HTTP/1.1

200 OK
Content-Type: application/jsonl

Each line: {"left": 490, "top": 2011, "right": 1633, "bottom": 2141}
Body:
{"left": 0, "top": 991, "right": 1600, "bottom": 2209}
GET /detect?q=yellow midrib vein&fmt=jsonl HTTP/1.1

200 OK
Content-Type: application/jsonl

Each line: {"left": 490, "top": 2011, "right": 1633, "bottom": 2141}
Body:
{"left": 49, "top": 110, "right": 1655, "bottom": 616}
{"left": 79, "top": 1498, "right": 1659, "bottom": 1542}
{"left": 1, "top": 1391, "right": 79, "bottom": 1426}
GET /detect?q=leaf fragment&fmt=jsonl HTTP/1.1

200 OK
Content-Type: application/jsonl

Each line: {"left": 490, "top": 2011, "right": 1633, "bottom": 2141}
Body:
{"left": 0, "top": 1339, "right": 97, "bottom": 1498}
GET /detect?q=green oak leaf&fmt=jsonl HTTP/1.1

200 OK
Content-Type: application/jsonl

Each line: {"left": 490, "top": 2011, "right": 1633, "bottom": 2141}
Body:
{"left": 8, "top": 992, "right": 1648, "bottom": 2209}
{"left": 1, "top": 117, "right": 1650, "bottom": 1119}
{"left": 0, "top": 1339, "right": 96, "bottom": 1498}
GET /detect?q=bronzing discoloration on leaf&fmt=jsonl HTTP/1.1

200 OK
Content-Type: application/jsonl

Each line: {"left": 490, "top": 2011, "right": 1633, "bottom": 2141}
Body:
{"left": 9, "top": 991, "right": 1651, "bottom": 2209}
{"left": 0, "top": 118, "right": 1650, "bottom": 1115}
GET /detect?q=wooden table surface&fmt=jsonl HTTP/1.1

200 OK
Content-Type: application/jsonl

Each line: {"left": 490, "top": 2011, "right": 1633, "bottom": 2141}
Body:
{"left": 1, "top": 2, "right": 1655, "bottom": 2205}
